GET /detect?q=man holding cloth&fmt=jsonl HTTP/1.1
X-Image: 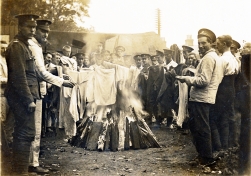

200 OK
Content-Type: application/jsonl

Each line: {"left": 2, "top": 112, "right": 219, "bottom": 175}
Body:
{"left": 176, "top": 28, "right": 222, "bottom": 165}
{"left": 28, "top": 18, "right": 75, "bottom": 174}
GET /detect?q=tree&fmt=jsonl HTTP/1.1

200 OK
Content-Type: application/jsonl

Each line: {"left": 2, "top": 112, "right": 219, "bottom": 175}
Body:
{"left": 1, "top": 0, "right": 90, "bottom": 32}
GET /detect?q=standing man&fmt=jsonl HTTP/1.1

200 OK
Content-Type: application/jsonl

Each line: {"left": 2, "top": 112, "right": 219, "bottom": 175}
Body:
{"left": 163, "top": 49, "right": 178, "bottom": 70}
{"left": 4, "top": 14, "right": 40, "bottom": 175}
{"left": 156, "top": 50, "right": 165, "bottom": 66}
{"left": 137, "top": 54, "right": 151, "bottom": 123}
{"left": 182, "top": 45, "right": 194, "bottom": 62}
{"left": 28, "top": 19, "right": 75, "bottom": 174}
{"left": 176, "top": 28, "right": 222, "bottom": 165}
{"left": 61, "top": 45, "right": 77, "bottom": 71}
{"left": 147, "top": 55, "right": 165, "bottom": 127}
{"left": 114, "top": 46, "right": 125, "bottom": 66}
{"left": 209, "top": 35, "right": 238, "bottom": 155}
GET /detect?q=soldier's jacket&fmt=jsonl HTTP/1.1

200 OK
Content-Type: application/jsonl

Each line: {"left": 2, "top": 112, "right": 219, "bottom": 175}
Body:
{"left": 5, "top": 34, "right": 40, "bottom": 107}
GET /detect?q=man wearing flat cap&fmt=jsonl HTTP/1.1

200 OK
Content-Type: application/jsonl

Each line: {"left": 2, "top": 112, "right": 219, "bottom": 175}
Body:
{"left": 176, "top": 28, "right": 223, "bottom": 166}
{"left": 27, "top": 18, "right": 75, "bottom": 174}
{"left": 156, "top": 50, "right": 165, "bottom": 66}
{"left": 147, "top": 55, "right": 166, "bottom": 126}
{"left": 113, "top": 46, "right": 126, "bottom": 66}
{"left": 163, "top": 49, "right": 178, "bottom": 70}
{"left": 182, "top": 45, "right": 194, "bottom": 65}
{"left": 137, "top": 54, "right": 151, "bottom": 123}
{"left": 4, "top": 14, "right": 40, "bottom": 175}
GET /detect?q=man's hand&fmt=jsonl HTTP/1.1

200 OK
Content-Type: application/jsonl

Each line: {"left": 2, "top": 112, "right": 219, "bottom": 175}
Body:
{"left": 62, "top": 74, "right": 70, "bottom": 80}
{"left": 62, "top": 80, "right": 75, "bottom": 88}
{"left": 28, "top": 102, "right": 36, "bottom": 112}
{"left": 175, "top": 76, "right": 192, "bottom": 86}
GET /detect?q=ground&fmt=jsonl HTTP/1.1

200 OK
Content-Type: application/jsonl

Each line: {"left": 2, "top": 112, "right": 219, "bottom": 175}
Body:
{"left": 1, "top": 124, "right": 239, "bottom": 176}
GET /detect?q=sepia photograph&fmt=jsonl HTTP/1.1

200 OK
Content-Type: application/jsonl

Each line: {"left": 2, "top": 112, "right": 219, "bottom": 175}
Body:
{"left": 0, "top": 0, "right": 250, "bottom": 175}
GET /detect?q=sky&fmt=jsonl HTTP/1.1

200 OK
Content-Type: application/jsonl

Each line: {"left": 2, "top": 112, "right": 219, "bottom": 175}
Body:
{"left": 81, "top": 0, "right": 251, "bottom": 48}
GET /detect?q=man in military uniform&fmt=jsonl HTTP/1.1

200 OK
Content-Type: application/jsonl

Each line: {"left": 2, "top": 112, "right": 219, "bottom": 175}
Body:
{"left": 137, "top": 54, "right": 151, "bottom": 123}
{"left": 156, "top": 50, "right": 165, "bottom": 66}
{"left": 147, "top": 55, "right": 165, "bottom": 127}
{"left": 4, "top": 14, "right": 40, "bottom": 175}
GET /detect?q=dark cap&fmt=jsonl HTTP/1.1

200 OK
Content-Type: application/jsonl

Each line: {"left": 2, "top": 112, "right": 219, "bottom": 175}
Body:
{"left": 15, "top": 14, "right": 39, "bottom": 26}
{"left": 156, "top": 50, "right": 164, "bottom": 56}
{"left": 182, "top": 45, "right": 194, "bottom": 53}
{"left": 141, "top": 54, "right": 151, "bottom": 58}
{"left": 231, "top": 40, "right": 241, "bottom": 49}
{"left": 133, "top": 54, "right": 142, "bottom": 60}
{"left": 163, "top": 49, "right": 173, "bottom": 55}
{"left": 72, "top": 39, "right": 85, "bottom": 49}
{"left": 151, "top": 55, "right": 159, "bottom": 60}
{"left": 75, "top": 52, "right": 85, "bottom": 59}
{"left": 115, "top": 46, "right": 125, "bottom": 52}
{"left": 36, "top": 19, "right": 52, "bottom": 32}
{"left": 197, "top": 28, "right": 216, "bottom": 43}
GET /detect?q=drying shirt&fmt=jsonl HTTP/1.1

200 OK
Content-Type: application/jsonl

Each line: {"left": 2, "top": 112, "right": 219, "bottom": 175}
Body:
{"left": 176, "top": 81, "right": 188, "bottom": 127}
{"left": 94, "top": 67, "right": 117, "bottom": 105}
{"left": 68, "top": 70, "right": 94, "bottom": 121}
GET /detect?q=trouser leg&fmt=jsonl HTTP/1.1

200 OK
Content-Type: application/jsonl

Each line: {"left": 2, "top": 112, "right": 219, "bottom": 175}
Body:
{"left": 188, "top": 102, "right": 212, "bottom": 158}
{"left": 29, "top": 99, "right": 42, "bottom": 167}
{"left": 209, "top": 107, "right": 221, "bottom": 151}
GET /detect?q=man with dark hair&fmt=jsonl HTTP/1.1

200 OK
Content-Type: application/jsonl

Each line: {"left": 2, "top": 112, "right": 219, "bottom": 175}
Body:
{"left": 209, "top": 35, "right": 238, "bottom": 156}
{"left": 176, "top": 28, "right": 222, "bottom": 166}
{"left": 163, "top": 49, "right": 177, "bottom": 70}
{"left": 5, "top": 14, "right": 40, "bottom": 175}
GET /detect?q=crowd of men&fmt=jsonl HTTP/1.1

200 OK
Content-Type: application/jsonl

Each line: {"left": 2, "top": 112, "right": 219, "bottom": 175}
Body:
{"left": 0, "top": 13, "right": 250, "bottom": 175}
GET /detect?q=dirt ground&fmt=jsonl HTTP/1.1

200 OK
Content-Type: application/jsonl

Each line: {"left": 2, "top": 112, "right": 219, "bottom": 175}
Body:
{"left": 1, "top": 124, "right": 239, "bottom": 176}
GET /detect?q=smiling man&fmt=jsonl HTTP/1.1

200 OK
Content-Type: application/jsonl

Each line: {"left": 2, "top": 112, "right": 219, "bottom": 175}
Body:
{"left": 176, "top": 28, "right": 223, "bottom": 166}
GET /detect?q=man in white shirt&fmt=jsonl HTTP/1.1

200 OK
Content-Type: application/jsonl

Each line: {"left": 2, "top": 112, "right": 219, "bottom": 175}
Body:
{"left": 28, "top": 19, "right": 75, "bottom": 174}
{"left": 163, "top": 49, "right": 178, "bottom": 70}
{"left": 209, "top": 35, "right": 239, "bottom": 156}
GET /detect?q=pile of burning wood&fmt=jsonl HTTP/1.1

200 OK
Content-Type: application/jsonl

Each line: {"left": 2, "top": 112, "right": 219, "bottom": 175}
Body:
{"left": 70, "top": 107, "right": 161, "bottom": 151}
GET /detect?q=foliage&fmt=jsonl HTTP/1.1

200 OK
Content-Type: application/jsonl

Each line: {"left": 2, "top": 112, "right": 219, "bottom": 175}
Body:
{"left": 1, "top": 0, "right": 91, "bottom": 32}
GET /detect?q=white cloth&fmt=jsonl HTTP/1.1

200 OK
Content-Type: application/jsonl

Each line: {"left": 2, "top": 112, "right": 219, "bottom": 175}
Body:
{"left": 166, "top": 60, "right": 178, "bottom": 70}
{"left": 68, "top": 70, "right": 94, "bottom": 121}
{"left": 94, "top": 67, "right": 116, "bottom": 105}
{"left": 177, "top": 81, "right": 188, "bottom": 127}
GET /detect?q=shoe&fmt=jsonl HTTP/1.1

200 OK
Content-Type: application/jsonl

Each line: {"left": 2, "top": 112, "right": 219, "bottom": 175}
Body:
{"left": 28, "top": 166, "right": 49, "bottom": 173}
{"left": 213, "top": 150, "right": 225, "bottom": 159}
{"left": 199, "top": 157, "right": 216, "bottom": 166}
{"left": 182, "top": 129, "right": 190, "bottom": 135}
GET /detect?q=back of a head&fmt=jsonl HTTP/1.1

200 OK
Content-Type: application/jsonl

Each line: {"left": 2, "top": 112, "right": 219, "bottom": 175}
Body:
{"left": 217, "top": 35, "right": 233, "bottom": 47}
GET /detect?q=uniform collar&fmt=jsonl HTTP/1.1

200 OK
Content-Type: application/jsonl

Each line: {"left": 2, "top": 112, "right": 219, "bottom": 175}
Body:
{"left": 15, "top": 33, "right": 30, "bottom": 45}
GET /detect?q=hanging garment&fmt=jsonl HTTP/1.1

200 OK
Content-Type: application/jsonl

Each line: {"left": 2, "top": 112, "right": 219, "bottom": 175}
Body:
{"left": 176, "top": 81, "right": 188, "bottom": 127}
{"left": 94, "top": 67, "right": 117, "bottom": 105}
{"left": 68, "top": 70, "right": 95, "bottom": 122}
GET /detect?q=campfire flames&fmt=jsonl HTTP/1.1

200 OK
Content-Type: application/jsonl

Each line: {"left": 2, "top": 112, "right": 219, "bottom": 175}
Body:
{"left": 70, "top": 76, "right": 160, "bottom": 151}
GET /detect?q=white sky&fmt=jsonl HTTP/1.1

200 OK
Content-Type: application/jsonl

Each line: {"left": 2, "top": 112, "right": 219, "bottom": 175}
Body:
{"left": 82, "top": 0, "right": 251, "bottom": 48}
